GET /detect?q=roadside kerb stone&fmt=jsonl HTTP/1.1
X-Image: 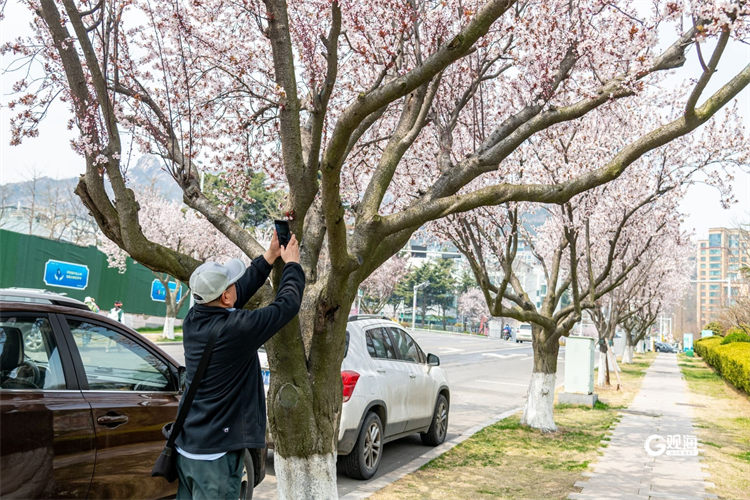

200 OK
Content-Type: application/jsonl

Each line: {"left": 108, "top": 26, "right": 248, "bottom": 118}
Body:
{"left": 340, "top": 405, "right": 523, "bottom": 500}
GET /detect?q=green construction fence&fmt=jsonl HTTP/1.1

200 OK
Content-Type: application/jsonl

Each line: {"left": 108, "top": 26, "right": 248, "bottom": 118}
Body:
{"left": 0, "top": 229, "right": 188, "bottom": 318}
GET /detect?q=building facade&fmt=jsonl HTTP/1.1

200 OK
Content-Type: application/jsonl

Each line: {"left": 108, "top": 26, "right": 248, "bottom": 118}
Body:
{"left": 695, "top": 227, "right": 749, "bottom": 328}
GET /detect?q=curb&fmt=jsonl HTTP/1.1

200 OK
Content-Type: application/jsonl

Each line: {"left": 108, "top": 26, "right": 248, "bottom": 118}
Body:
{"left": 340, "top": 406, "right": 523, "bottom": 500}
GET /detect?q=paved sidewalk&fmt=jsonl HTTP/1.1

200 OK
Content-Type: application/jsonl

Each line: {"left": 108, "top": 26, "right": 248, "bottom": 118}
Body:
{"left": 569, "top": 353, "right": 715, "bottom": 500}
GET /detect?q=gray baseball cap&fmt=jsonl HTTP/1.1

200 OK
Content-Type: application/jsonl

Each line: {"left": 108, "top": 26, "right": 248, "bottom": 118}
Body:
{"left": 189, "top": 258, "right": 246, "bottom": 304}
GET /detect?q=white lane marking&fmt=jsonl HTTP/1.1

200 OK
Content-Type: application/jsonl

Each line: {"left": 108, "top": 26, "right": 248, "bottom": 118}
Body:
{"left": 482, "top": 352, "right": 526, "bottom": 359}
{"left": 474, "top": 379, "right": 529, "bottom": 387}
{"left": 438, "top": 347, "right": 464, "bottom": 354}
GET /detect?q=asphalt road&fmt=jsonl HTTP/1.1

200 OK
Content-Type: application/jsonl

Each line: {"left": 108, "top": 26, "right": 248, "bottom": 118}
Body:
{"left": 159, "top": 330, "right": 565, "bottom": 498}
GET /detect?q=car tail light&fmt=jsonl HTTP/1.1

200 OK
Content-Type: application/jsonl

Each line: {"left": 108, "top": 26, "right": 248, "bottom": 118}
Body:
{"left": 341, "top": 370, "right": 360, "bottom": 403}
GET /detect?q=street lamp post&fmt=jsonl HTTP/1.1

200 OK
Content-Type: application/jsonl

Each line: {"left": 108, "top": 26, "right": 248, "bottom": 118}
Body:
{"left": 412, "top": 281, "right": 429, "bottom": 331}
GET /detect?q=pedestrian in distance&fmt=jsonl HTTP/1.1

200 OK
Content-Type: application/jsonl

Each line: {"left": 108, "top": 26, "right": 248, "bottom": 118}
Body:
{"left": 176, "top": 230, "right": 304, "bottom": 499}
{"left": 105, "top": 301, "right": 124, "bottom": 351}
{"left": 83, "top": 297, "right": 100, "bottom": 345}
{"left": 108, "top": 300, "right": 124, "bottom": 322}
{"left": 84, "top": 296, "right": 100, "bottom": 313}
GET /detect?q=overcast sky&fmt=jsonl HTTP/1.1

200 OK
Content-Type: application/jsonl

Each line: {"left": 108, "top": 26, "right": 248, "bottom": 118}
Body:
{"left": 1, "top": 2, "right": 748, "bottom": 240}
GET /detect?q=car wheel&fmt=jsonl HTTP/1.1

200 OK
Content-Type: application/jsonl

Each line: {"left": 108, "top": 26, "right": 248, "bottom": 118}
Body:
{"left": 239, "top": 449, "right": 254, "bottom": 499}
{"left": 340, "top": 412, "right": 383, "bottom": 480}
{"left": 421, "top": 394, "right": 449, "bottom": 446}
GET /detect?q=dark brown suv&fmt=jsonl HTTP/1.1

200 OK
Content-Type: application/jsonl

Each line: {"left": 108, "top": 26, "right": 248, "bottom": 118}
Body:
{"left": 0, "top": 289, "right": 262, "bottom": 499}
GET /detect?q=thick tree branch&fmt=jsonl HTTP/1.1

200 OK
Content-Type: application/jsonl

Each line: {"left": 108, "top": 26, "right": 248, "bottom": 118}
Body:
{"left": 263, "top": 0, "right": 310, "bottom": 221}
{"left": 381, "top": 61, "right": 750, "bottom": 234}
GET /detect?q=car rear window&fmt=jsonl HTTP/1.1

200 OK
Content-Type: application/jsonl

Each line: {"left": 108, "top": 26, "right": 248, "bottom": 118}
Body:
{"left": 365, "top": 327, "right": 398, "bottom": 360}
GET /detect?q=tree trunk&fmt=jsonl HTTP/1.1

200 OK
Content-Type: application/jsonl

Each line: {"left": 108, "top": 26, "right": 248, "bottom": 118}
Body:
{"left": 266, "top": 278, "right": 353, "bottom": 500}
{"left": 635, "top": 336, "right": 645, "bottom": 354}
{"left": 163, "top": 298, "right": 176, "bottom": 340}
{"left": 521, "top": 330, "right": 559, "bottom": 432}
{"left": 162, "top": 317, "right": 175, "bottom": 340}
{"left": 622, "top": 333, "right": 635, "bottom": 364}
{"left": 275, "top": 454, "right": 336, "bottom": 499}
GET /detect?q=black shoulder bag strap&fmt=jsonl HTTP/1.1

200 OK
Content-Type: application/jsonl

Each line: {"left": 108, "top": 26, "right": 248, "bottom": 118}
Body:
{"left": 152, "top": 330, "right": 218, "bottom": 481}
{"left": 166, "top": 331, "right": 217, "bottom": 448}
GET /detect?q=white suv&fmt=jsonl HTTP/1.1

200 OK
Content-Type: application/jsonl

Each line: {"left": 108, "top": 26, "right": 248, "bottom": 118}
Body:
{"left": 260, "top": 316, "right": 450, "bottom": 480}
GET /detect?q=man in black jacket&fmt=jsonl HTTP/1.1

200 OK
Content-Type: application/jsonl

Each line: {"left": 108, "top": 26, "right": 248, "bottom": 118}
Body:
{"left": 176, "top": 231, "right": 304, "bottom": 499}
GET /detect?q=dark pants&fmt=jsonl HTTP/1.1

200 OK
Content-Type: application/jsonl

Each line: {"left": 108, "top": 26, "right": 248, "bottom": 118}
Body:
{"left": 176, "top": 450, "right": 243, "bottom": 500}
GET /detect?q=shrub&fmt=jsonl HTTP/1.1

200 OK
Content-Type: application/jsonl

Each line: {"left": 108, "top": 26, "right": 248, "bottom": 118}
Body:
{"left": 720, "top": 330, "right": 750, "bottom": 345}
{"left": 695, "top": 336, "right": 750, "bottom": 394}
{"left": 716, "top": 343, "right": 750, "bottom": 394}
{"left": 703, "top": 321, "right": 724, "bottom": 337}
{"left": 695, "top": 336, "right": 722, "bottom": 358}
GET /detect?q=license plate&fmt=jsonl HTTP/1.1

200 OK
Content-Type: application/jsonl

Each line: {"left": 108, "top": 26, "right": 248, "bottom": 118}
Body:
{"left": 262, "top": 369, "right": 270, "bottom": 386}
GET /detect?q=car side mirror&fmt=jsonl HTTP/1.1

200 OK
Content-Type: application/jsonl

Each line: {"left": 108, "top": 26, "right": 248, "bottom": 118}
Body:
{"left": 427, "top": 353, "right": 440, "bottom": 366}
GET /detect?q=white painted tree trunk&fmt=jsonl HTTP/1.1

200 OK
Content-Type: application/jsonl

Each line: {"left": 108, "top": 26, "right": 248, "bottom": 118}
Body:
{"left": 275, "top": 453, "right": 337, "bottom": 500}
{"left": 636, "top": 340, "right": 645, "bottom": 353}
{"left": 162, "top": 316, "right": 175, "bottom": 340}
{"left": 622, "top": 344, "right": 634, "bottom": 364}
{"left": 521, "top": 372, "right": 557, "bottom": 432}
{"left": 597, "top": 350, "right": 607, "bottom": 386}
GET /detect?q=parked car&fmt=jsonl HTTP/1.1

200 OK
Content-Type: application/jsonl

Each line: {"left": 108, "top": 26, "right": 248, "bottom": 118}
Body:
{"left": 0, "top": 288, "right": 263, "bottom": 499}
{"left": 260, "top": 315, "right": 450, "bottom": 480}
{"left": 654, "top": 341, "right": 678, "bottom": 353}
{"left": 516, "top": 323, "right": 533, "bottom": 343}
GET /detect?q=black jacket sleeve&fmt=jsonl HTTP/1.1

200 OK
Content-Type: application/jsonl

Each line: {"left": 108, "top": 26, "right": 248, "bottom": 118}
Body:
{"left": 227, "top": 262, "right": 306, "bottom": 351}
{"left": 233, "top": 255, "right": 274, "bottom": 308}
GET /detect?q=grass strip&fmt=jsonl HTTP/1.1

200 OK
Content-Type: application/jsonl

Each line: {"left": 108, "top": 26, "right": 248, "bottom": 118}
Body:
{"left": 371, "top": 352, "right": 655, "bottom": 500}
{"left": 677, "top": 353, "right": 750, "bottom": 499}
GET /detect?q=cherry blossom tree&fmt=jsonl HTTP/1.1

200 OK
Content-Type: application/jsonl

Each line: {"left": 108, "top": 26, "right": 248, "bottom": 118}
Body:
{"left": 590, "top": 245, "right": 690, "bottom": 383}
{"left": 459, "top": 288, "right": 489, "bottom": 333}
{"left": 432, "top": 101, "right": 746, "bottom": 430}
{"left": 359, "top": 254, "right": 408, "bottom": 314}
{"left": 99, "top": 188, "right": 246, "bottom": 337}
{"left": 4, "top": 0, "right": 750, "bottom": 494}
{"left": 593, "top": 234, "right": 692, "bottom": 368}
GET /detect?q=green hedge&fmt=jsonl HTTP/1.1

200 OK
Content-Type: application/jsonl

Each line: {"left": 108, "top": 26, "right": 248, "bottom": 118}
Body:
{"left": 695, "top": 336, "right": 750, "bottom": 394}
{"left": 721, "top": 330, "right": 750, "bottom": 345}
{"left": 694, "top": 336, "right": 722, "bottom": 359}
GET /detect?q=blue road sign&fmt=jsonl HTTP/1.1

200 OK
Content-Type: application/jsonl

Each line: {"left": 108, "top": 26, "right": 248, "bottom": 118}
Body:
{"left": 43, "top": 260, "right": 89, "bottom": 290}
{"left": 150, "top": 280, "right": 182, "bottom": 302}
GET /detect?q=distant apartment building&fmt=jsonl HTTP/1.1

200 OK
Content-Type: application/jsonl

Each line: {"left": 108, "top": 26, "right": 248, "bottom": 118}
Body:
{"left": 696, "top": 227, "right": 749, "bottom": 327}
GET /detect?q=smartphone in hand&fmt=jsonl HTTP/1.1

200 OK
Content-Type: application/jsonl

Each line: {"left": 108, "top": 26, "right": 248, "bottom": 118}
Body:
{"left": 274, "top": 220, "right": 291, "bottom": 247}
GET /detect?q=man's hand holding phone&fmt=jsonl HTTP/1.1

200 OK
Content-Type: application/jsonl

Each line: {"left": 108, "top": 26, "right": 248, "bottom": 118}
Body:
{"left": 280, "top": 234, "right": 300, "bottom": 264}
{"left": 265, "top": 219, "right": 299, "bottom": 264}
